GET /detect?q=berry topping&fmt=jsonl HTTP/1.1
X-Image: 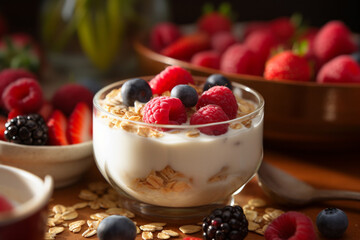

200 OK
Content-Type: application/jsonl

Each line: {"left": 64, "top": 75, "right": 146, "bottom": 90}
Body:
{"left": 97, "top": 215, "right": 136, "bottom": 240}
{"left": 143, "top": 96, "right": 187, "bottom": 125}
{"left": 2, "top": 78, "right": 43, "bottom": 113}
{"left": 51, "top": 83, "right": 94, "bottom": 116}
{"left": 170, "top": 84, "right": 198, "bottom": 107}
{"left": 0, "top": 115, "right": 6, "bottom": 141}
{"left": 4, "top": 113, "right": 48, "bottom": 145}
{"left": 265, "top": 211, "right": 317, "bottom": 240}
{"left": 0, "top": 68, "right": 36, "bottom": 108}
{"left": 149, "top": 66, "right": 194, "bottom": 95}
{"left": 121, "top": 78, "right": 152, "bottom": 107}
{"left": 47, "top": 110, "right": 69, "bottom": 146}
{"left": 0, "top": 194, "right": 13, "bottom": 212}
{"left": 150, "top": 22, "right": 182, "bottom": 52}
{"left": 202, "top": 205, "right": 248, "bottom": 240}
{"left": 190, "top": 104, "right": 229, "bottom": 135}
{"left": 197, "top": 86, "right": 238, "bottom": 119}
{"left": 67, "top": 102, "right": 92, "bottom": 144}
{"left": 203, "top": 74, "right": 233, "bottom": 91}
{"left": 316, "top": 55, "right": 360, "bottom": 83}
{"left": 316, "top": 208, "right": 348, "bottom": 239}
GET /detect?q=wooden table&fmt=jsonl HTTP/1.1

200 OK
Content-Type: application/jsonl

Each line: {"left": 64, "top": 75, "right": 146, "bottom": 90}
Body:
{"left": 50, "top": 147, "right": 360, "bottom": 240}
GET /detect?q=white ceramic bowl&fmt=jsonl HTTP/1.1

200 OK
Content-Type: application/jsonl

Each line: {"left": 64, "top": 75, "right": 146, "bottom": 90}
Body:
{"left": 0, "top": 165, "right": 53, "bottom": 240}
{"left": 0, "top": 140, "right": 93, "bottom": 188}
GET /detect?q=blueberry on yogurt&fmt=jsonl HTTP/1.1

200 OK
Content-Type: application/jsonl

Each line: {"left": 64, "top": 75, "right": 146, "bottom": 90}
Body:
{"left": 97, "top": 215, "right": 136, "bottom": 240}
{"left": 121, "top": 78, "right": 152, "bottom": 107}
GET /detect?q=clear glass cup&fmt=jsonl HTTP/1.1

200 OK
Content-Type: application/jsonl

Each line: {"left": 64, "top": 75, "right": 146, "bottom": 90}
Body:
{"left": 93, "top": 77, "right": 264, "bottom": 221}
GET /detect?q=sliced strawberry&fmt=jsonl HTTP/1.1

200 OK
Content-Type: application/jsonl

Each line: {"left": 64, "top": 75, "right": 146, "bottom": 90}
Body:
{"left": 47, "top": 110, "right": 69, "bottom": 145}
{"left": 0, "top": 115, "right": 6, "bottom": 141}
{"left": 37, "top": 100, "right": 54, "bottom": 121}
{"left": 67, "top": 102, "right": 92, "bottom": 144}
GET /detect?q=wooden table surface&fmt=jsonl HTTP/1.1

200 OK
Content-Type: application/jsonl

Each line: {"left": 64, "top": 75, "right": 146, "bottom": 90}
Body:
{"left": 50, "top": 147, "right": 360, "bottom": 240}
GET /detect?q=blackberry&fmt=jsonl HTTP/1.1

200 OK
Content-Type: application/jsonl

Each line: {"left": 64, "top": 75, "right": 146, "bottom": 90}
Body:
{"left": 4, "top": 114, "right": 48, "bottom": 145}
{"left": 203, "top": 205, "right": 248, "bottom": 240}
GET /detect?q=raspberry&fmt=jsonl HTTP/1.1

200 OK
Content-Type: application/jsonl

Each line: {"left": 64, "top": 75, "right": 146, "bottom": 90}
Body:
{"left": 190, "top": 104, "right": 229, "bottom": 136}
{"left": 2, "top": 78, "right": 43, "bottom": 113}
{"left": 150, "top": 22, "right": 182, "bottom": 52}
{"left": 143, "top": 96, "right": 187, "bottom": 125}
{"left": 265, "top": 211, "right": 317, "bottom": 240}
{"left": 197, "top": 86, "right": 237, "bottom": 119}
{"left": 190, "top": 50, "right": 220, "bottom": 69}
{"left": 149, "top": 66, "right": 194, "bottom": 95}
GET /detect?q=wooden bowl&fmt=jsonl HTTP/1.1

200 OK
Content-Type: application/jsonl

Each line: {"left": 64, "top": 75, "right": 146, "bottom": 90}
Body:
{"left": 134, "top": 38, "right": 360, "bottom": 151}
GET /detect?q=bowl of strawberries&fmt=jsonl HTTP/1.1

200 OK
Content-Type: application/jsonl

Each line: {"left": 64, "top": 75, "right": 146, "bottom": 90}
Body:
{"left": 134, "top": 7, "right": 360, "bottom": 150}
{"left": 0, "top": 68, "right": 94, "bottom": 188}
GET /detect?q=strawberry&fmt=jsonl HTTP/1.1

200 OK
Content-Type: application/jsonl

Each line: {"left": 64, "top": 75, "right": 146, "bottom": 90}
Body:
{"left": 0, "top": 115, "right": 6, "bottom": 141}
{"left": 269, "top": 17, "right": 296, "bottom": 43}
{"left": 37, "top": 100, "right": 54, "bottom": 121}
{"left": 67, "top": 102, "right": 92, "bottom": 144}
{"left": 242, "top": 21, "right": 269, "bottom": 40}
{"left": 160, "top": 33, "right": 210, "bottom": 61}
{"left": 197, "top": 12, "right": 232, "bottom": 36}
{"left": 220, "top": 43, "right": 256, "bottom": 75}
{"left": 47, "top": 110, "right": 69, "bottom": 146}
{"left": 313, "top": 21, "right": 358, "bottom": 66}
{"left": 190, "top": 50, "right": 220, "bottom": 69}
{"left": 210, "top": 31, "right": 237, "bottom": 54}
{"left": 264, "top": 50, "right": 312, "bottom": 82}
{"left": 244, "top": 30, "right": 279, "bottom": 75}
{"left": 316, "top": 55, "right": 360, "bottom": 83}
{"left": 150, "top": 22, "right": 182, "bottom": 52}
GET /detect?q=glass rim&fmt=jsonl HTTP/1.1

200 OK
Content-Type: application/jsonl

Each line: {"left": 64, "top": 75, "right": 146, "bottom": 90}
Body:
{"left": 93, "top": 77, "right": 265, "bottom": 129}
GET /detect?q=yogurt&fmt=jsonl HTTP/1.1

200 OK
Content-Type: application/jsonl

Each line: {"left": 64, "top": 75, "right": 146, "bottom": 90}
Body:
{"left": 93, "top": 80, "right": 264, "bottom": 207}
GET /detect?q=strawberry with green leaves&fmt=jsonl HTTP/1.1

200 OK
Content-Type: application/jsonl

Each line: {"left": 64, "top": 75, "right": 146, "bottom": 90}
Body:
{"left": 197, "top": 3, "right": 232, "bottom": 36}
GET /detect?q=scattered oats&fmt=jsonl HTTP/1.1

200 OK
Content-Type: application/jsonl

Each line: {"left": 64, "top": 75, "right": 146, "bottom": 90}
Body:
{"left": 102, "top": 193, "right": 119, "bottom": 202}
{"left": 253, "top": 216, "right": 263, "bottom": 223}
{"left": 136, "top": 226, "right": 141, "bottom": 234}
{"left": 99, "top": 198, "right": 117, "bottom": 209}
{"left": 244, "top": 210, "right": 258, "bottom": 221}
{"left": 179, "top": 225, "right": 202, "bottom": 234}
{"left": 62, "top": 223, "right": 68, "bottom": 227}
{"left": 69, "top": 220, "right": 85, "bottom": 233}
{"left": 47, "top": 218, "right": 56, "bottom": 227}
{"left": 161, "top": 229, "right": 179, "bottom": 237}
{"left": 149, "top": 222, "right": 167, "bottom": 228}
{"left": 47, "top": 216, "right": 63, "bottom": 227}
{"left": 262, "top": 213, "right": 272, "bottom": 222}
{"left": 44, "top": 232, "right": 56, "bottom": 240}
{"left": 52, "top": 205, "right": 66, "bottom": 214}
{"left": 90, "top": 212, "right": 110, "bottom": 220}
{"left": 140, "top": 224, "right": 156, "bottom": 232}
{"left": 87, "top": 220, "right": 100, "bottom": 229}
{"left": 62, "top": 210, "right": 78, "bottom": 220}
{"left": 248, "top": 198, "right": 266, "bottom": 208}
{"left": 265, "top": 208, "right": 276, "bottom": 214}
{"left": 142, "top": 231, "right": 153, "bottom": 240}
{"left": 88, "top": 181, "right": 109, "bottom": 194}
{"left": 105, "top": 207, "right": 135, "bottom": 218}
{"left": 242, "top": 204, "right": 254, "bottom": 211}
{"left": 269, "top": 210, "right": 284, "bottom": 219}
{"left": 48, "top": 226, "right": 64, "bottom": 235}
{"left": 72, "top": 202, "right": 88, "bottom": 209}
{"left": 82, "top": 228, "right": 97, "bottom": 238}
{"left": 89, "top": 200, "right": 101, "bottom": 210}
{"left": 248, "top": 221, "right": 260, "bottom": 231}
{"left": 78, "top": 189, "right": 98, "bottom": 201}
{"left": 157, "top": 232, "right": 170, "bottom": 239}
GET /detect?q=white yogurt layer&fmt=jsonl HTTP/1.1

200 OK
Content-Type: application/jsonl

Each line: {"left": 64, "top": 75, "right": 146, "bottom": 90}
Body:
{"left": 93, "top": 111, "right": 263, "bottom": 207}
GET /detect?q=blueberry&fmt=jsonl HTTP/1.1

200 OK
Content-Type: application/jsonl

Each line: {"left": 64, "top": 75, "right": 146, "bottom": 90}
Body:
{"left": 316, "top": 208, "right": 348, "bottom": 239}
{"left": 203, "top": 74, "right": 232, "bottom": 91}
{"left": 97, "top": 215, "right": 136, "bottom": 240}
{"left": 121, "top": 78, "right": 152, "bottom": 106}
{"left": 170, "top": 84, "right": 198, "bottom": 107}
{"left": 350, "top": 52, "right": 360, "bottom": 64}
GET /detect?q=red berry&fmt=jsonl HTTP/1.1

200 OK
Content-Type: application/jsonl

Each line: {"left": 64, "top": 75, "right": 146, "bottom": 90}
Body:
{"left": 243, "top": 21, "right": 269, "bottom": 40}
{"left": 143, "top": 96, "right": 187, "bottom": 125}
{"left": 149, "top": 66, "right": 194, "bottom": 95}
{"left": 37, "top": 100, "right": 54, "bottom": 121}
{"left": 52, "top": 83, "right": 94, "bottom": 116}
{"left": 150, "top": 22, "right": 182, "bottom": 52}
{"left": 244, "top": 30, "right": 279, "bottom": 75}
{"left": 7, "top": 108, "right": 24, "bottom": 121}
{"left": 220, "top": 44, "right": 256, "bottom": 75}
{"left": 0, "top": 68, "right": 36, "bottom": 108}
{"left": 196, "top": 86, "right": 238, "bottom": 119}
{"left": 197, "top": 12, "right": 232, "bottom": 36}
{"left": 47, "top": 110, "right": 69, "bottom": 146}
{"left": 264, "top": 51, "right": 312, "bottom": 82}
{"left": 2, "top": 78, "right": 43, "bottom": 112}
{"left": 316, "top": 55, "right": 360, "bottom": 83}
{"left": 67, "top": 102, "right": 92, "bottom": 144}
{"left": 313, "top": 21, "right": 358, "bottom": 65}
{"left": 190, "top": 104, "right": 229, "bottom": 135}
{"left": 160, "top": 33, "right": 210, "bottom": 61}
{"left": 0, "top": 194, "right": 13, "bottom": 212}
{"left": 190, "top": 50, "right": 220, "bottom": 69}
{"left": 0, "top": 115, "right": 6, "bottom": 141}
{"left": 211, "top": 31, "right": 237, "bottom": 54}
{"left": 265, "top": 211, "right": 317, "bottom": 240}
{"left": 269, "top": 17, "right": 295, "bottom": 43}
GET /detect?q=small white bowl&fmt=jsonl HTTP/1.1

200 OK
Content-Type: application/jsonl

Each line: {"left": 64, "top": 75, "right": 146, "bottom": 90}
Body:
{"left": 0, "top": 140, "right": 93, "bottom": 188}
{"left": 0, "top": 165, "right": 53, "bottom": 239}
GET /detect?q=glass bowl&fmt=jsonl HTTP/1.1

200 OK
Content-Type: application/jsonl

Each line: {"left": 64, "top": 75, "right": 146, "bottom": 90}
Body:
{"left": 93, "top": 76, "right": 264, "bottom": 220}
